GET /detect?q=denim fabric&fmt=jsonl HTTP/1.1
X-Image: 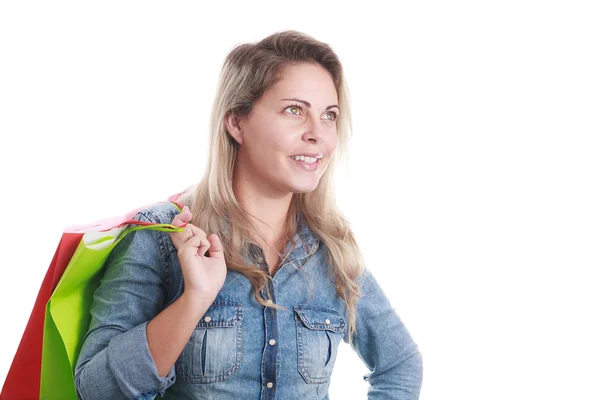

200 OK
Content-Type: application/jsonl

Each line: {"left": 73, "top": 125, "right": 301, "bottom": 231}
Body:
{"left": 74, "top": 201, "right": 422, "bottom": 399}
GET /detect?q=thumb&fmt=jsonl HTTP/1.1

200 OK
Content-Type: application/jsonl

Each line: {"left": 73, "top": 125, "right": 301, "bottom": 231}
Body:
{"left": 206, "top": 233, "right": 224, "bottom": 259}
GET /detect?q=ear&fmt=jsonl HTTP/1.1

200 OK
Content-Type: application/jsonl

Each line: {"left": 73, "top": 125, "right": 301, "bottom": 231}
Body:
{"left": 224, "top": 112, "right": 244, "bottom": 145}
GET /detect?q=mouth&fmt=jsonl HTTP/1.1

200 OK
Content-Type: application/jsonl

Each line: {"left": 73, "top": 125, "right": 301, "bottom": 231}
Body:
{"left": 289, "top": 155, "right": 320, "bottom": 171}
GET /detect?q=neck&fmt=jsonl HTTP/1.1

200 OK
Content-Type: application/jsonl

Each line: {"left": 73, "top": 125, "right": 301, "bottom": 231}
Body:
{"left": 232, "top": 165, "right": 294, "bottom": 247}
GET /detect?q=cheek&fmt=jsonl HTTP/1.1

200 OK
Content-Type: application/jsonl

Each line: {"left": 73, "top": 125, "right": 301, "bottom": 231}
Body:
{"left": 249, "top": 126, "right": 281, "bottom": 152}
{"left": 328, "top": 133, "right": 339, "bottom": 152}
{"left": 270, "top": 134, "right": 295, "bottom": 154}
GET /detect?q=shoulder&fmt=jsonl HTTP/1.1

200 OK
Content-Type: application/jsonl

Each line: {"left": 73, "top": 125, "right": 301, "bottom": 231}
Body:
{"left": 134, "top": 201, "right": 180, "bottom": 225}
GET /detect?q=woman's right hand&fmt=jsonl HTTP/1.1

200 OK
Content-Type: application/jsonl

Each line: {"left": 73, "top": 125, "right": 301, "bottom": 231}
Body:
{"left": 169, "top": 206, "right": 227, "bottom": 302}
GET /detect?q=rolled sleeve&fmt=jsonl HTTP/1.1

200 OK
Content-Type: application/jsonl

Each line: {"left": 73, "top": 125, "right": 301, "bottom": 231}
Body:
{"left": 346, "top": 269, "right": 423, "bottom": 399}
{"left": 108, "top": 322, "right": 176, "bottom": 399}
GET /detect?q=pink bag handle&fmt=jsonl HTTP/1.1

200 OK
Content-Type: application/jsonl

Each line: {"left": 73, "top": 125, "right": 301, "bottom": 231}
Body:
{"left": 64, "top": 198, "right": 186, "bottom": 234}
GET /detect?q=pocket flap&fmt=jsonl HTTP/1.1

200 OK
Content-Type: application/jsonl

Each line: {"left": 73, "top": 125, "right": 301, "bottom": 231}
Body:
{"left": 293, "top": 306, "right": 345, "bottom": 333}
{"left": 197, "top": 301, "right": 243, "bottom": 328}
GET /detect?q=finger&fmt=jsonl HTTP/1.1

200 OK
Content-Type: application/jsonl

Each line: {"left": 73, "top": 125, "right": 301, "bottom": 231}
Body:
{"left": 181, "top": 231, "right": 209, "bottom": 255}
{"left": 169, "top": 207, "right": 193, "bottom": 248}
{"left": 206, "top": 234, "right": 225, "bottom": 259}
{"left": 170, "top": 223, "right": 204, "bottom": 250}
{"left": 186, "top": 224, "right": 205, "bottom": 237}
{"left": 198, "top": 240, "right": 211, "bottom": 257}
{"left": 171, "top": 206, "right": 192, "bottom": 227}
{"left": 180, "top": 224, "right": 206, "bottom": 248}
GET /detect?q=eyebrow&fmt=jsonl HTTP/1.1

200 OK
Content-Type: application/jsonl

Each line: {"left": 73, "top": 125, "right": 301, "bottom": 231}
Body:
{"left": 281, "top": 98, "right": 340, "bottom": 111}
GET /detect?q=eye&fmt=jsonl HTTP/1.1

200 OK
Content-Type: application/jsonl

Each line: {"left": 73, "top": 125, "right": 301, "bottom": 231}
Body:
{"left": 284, "top": 104, "right": 339, "bottom": 121}
{"left": 324, "top": 111, "right": 338, "bottom": 121}
{"left": 284, "top": 104, "right": 302, "bottom": 115}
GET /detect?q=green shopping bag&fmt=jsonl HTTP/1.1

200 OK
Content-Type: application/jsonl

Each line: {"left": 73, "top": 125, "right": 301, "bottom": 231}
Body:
{"left": 39, "top": 204, "right": 184, "bottom": 399}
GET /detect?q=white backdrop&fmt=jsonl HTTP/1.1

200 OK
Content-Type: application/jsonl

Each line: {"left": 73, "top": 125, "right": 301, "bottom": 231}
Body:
{"left": 1, "top": 1, "right": 599, "bottom": 399}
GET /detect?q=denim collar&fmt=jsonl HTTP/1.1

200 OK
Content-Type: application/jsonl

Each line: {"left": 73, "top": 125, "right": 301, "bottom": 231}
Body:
{"left": 288, "top": 212, "right": 320, "bottom": 256}
{"left": 244, "top": 212, "right": 320, "bottom": 265}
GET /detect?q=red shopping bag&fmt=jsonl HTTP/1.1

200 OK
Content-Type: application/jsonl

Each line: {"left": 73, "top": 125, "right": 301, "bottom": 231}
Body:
{"left": 1, "top": 233, "right": 82, "bottom": 400}
{"left": 0, "top": 193, "right": 186, "bottom": 400}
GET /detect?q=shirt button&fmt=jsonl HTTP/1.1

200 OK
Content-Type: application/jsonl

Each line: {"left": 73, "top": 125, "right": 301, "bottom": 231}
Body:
{"left": 266, "top": 382, "right": 274, "bottom": 389}
{"left": 204, "top": 316, "right": 211, "bottom": 322}
{"left": 325, "top": 319, "right": 331, "bottom": 325}
{"left": 269, "top": 339, "right": 276, "bottom": 346}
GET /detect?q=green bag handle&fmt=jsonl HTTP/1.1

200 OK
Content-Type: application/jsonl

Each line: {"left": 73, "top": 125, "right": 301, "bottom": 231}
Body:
{"left": 85, "top": 201, "right": 186, "bottom": 247}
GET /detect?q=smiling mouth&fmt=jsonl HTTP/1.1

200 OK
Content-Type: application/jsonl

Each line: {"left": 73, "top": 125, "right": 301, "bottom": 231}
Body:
{"left": 289, "top": 156, "right": 320, "bottom": 171}
{"left": 289, "top": 155, "right": 320, "bottom": 164}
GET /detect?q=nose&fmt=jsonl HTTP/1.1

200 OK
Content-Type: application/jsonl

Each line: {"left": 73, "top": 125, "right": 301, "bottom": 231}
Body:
{"left": 303, "top": 118, "right": 326, "bottom": 145}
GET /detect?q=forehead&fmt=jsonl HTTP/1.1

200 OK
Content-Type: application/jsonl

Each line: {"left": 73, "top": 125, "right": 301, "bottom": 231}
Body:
{"left": 266, "top": 63, "right": 338, "bottom": 104}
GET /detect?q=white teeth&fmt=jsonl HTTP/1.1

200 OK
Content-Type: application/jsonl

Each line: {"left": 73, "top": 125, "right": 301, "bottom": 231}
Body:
{"left": 291, "top": 155, "right": 318, "bottom": 164}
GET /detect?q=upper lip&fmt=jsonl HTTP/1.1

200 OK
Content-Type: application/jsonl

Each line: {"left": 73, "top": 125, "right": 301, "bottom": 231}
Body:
{"left": 290, "top": 152, "right": 323, "bottom": 158}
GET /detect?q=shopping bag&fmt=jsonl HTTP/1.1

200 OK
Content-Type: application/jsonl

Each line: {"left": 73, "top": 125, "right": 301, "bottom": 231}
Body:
{"left": 40, "top": 215, "right": 183, "bottom": 399}
{"left": 0, "top": 233, "right": 82, "bottom": 400}
{"left": 1, "top": 198, "right": 184, "bottom": 400}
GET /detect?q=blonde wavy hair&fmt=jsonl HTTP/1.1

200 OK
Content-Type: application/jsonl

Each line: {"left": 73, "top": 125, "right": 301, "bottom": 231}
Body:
{"left": 179, "top": 30, "right": 365, "bottom": 345}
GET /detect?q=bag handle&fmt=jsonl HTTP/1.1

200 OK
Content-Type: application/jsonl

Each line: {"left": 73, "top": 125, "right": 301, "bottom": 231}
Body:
{"left": 115, "top": 201, "right": 186, "bottom": 232}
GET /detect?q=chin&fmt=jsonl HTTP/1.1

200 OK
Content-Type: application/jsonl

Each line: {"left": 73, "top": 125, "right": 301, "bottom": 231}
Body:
{"left": 288, "top": 181, "right": 319, "bottom": 194}
{"left": 292, "top": 187, "right": 317, "bottom": 194}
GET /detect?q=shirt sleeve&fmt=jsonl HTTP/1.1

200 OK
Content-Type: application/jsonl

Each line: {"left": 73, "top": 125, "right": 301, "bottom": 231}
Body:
{"left": 75, "top": 209, "right": 177, "bottom": 400}
{"left": 344, "top": 268, "right": 423, "bottom": 399}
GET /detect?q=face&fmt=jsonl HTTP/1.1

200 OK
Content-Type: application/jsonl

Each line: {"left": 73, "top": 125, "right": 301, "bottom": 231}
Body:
{"left": 227, "top": 62, "right": 339, "bottom": 197}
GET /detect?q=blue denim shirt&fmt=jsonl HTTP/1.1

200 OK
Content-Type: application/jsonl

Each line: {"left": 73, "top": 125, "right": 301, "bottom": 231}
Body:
{"left": 74, "top": 201, "right": 422, "bottom": 399}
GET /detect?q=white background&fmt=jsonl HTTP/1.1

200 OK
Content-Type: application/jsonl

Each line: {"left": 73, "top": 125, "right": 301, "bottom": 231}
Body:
{"left": 1, "top": 1, "right": 599, "bottom": 399}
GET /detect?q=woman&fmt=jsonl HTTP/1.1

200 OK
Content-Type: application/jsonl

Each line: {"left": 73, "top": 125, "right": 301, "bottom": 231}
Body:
{"left": 75, "top": 30, "right": 423, "bottom": 399}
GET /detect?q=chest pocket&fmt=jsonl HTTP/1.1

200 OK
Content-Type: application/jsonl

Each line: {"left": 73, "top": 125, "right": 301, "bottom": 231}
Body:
{"left": 293, "top": 306, "right": 346, "bottom": 384}
{"left": 175, "top": 300, "right": 243, "bottom": 383}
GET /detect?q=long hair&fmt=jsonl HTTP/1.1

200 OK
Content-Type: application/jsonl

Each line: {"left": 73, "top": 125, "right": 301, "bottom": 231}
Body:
{"left": 179, "top": 30, "right": 364, "bottom": 346}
